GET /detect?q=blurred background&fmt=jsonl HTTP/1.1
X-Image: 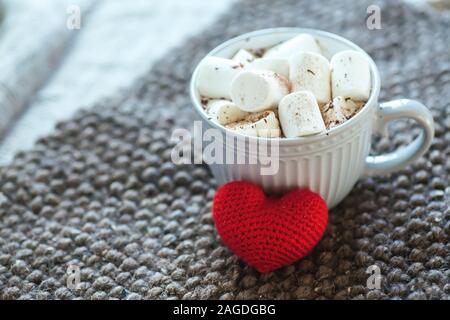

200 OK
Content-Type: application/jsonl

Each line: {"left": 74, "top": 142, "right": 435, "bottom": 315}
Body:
{"left": 0, "top": 0, "right": 448, "bottom": 165}
{"left": 0, "top": 0, "right": 237, "bottom": 164}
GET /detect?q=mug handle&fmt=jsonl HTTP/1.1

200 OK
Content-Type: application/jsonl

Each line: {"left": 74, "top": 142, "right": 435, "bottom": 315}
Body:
{"left": 364, "top": 99, "right": 434, "bottom": 176}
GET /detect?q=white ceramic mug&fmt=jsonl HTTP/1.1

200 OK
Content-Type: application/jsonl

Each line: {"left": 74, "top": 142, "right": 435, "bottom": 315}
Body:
{"left": 190, "top": 28, "right": 434, "bottom": 208}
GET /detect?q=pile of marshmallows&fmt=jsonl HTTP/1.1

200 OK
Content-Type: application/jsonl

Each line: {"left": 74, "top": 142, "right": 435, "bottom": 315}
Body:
{"left": 196, "top": 34, "right": 371, "bottom": 138}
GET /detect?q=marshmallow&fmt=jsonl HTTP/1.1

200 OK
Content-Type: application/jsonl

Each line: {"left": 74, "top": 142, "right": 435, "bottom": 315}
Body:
{"left": 250, "top": 58, "right": 289, "bottom": 79}
{"left": 197, "top": 56, "right": 244, "bottom": 99}
{"left": 205, "top": 99, "right": 249, "bottom": 125}
{"left": 264, "top": 34, "right": 321, "bottom": 59}
{"left": 230, "top": 70, "right": 290, "bottom": 112}
{"left": 279, "top": 91, "right": 325, "bottom": 137}
{"left": 341, "top": 98, "right": 365, "bottom": 119}
{"left": 289, "top": 52, "right": 331, "bottom": 105}
{"left": 330, "top": 50, "right": 371, "bottom": 101}
{"left": 335, "top": 96, "right": 365, "bottom": 120}
{"left": 320, "top": 98, "right": 347, "bottom": 129}
{"left": 232, "top": 49, "right": 255, "bottom": 66}
{"left": 321, "top": 96, "right": 365, "bottom": 128}
{"left": 226, "top": 110, "right": 281, "bottom": 138}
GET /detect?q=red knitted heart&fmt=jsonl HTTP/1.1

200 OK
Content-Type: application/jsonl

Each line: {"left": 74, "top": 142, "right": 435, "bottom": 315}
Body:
{"left": 213, "top": 181, "right": 328, "bottom": 273}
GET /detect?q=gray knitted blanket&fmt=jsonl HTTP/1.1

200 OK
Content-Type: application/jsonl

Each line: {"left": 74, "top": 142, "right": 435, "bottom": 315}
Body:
{"left": 0, "top": 0, "right": 449, "bottom": 300}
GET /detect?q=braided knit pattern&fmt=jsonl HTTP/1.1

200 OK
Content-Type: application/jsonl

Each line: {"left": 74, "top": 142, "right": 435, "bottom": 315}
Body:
{"left": 213, "top": 182, "right": 328, "bottom": 273}
{"left": 0, "top": 0, "right": 449, "bottom": 299}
